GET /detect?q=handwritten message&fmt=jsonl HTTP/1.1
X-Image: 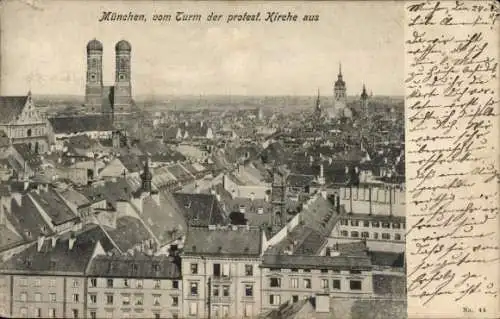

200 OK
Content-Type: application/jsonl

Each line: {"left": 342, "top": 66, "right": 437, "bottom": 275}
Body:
{"left": 98, "top": 11, "right": 320, "bottom": 23}
{"left": 406, "top": 1, "right": 499, "bottom": 318}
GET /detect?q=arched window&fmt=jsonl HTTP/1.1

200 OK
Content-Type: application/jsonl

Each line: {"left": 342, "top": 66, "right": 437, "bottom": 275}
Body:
{"left": 35, "top": 142, "right": 39, "bottom": 154}
{"left": 27, "top": 129, "right": 32, "bottom": 137}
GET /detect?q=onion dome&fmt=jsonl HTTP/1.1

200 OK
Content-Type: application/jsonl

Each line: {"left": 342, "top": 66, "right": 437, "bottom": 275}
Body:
{"left": 334, "top": 63, "right": 346, "bottom": 87}
{"left": 86, "top": 39, "right": 103, "bottom": 52}
{"left": 361, "top": 84, "right": 368, "bottom": 99}
{"left": 115, "top": 40, "right": 132, "bottom": 52}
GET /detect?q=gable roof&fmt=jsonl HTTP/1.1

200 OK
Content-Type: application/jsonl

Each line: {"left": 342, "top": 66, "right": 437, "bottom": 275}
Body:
{"left": 49, "top": 115, "right": 114, "bottom": 134}
{"left": 173, "top": 193, "right": 227, "bottom": 226}
{"left": 0, "top": 96, "right": 27, "bottom": 124}
{"left": 102, "top": 216, "right": 153, "bottom": 253}
{"left": 86, "top": 254, "right": 181, "bottom": 279}
{"left": 183, "top": 226, "right": 262, "bottom": 257}
{"left": 28, "top": 188, "right": 79, "bottom": 226}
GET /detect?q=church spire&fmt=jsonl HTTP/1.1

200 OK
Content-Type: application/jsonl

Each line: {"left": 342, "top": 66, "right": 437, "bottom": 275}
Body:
{"left": 141, "top": 157, "right": 153, "bottom": 193}
{"left": 316, "top": 88, "right": 321, "bottom": 109}
{"left": 338, "top": 63, "right": 342, "bottom": 78}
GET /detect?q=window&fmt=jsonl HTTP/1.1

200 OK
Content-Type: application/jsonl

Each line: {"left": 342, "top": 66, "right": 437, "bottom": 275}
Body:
{"left": 122, "top": 295, "right": 130, "bottom": 305}
{"left": 190, "top": 263, "right": 198, "bottom": 274}
{"left": 341, "top": 230, "right": 348, "bottom": 237}
{"left": 73, "top": 294, "right": 79, "bottom": 302}
{"left": 245, "top": 264, "right": 253, "bottom": 276}
{"left": 373, "top": 232, "right": 379, "bottom": 239}
{"left": 106, "top": 294, "right": 114, "bottom": 305}
{"left": 395, "top": 233, "right": 402, "bottom": 240}
{"left": 333, "top": 279, "right": 341, "bottom": 290}
{"left": 20, "top": 308, "right": 27, "bottom": 318}
{"left": 34, "top": 278, "right": 41, "bottom": 287}
{"left": 189, "top": 302, "right": 198, "bottom": 316}
{"left": 124, "top": 279, "right": 129, "bottom": 287}
{"left": 340, "top": 219, "right": 348, "bottom": 225}
{"left": 245, "top": 284, "right": 253, "bottom": 297}
{"left": 90, "top": 278, "right": 97, "bottom": 287}
{"left": 350, "top": 280, "right": 362, "bottom": 290}
{"left": 136, "top": 279, "right": 143, "bottom": 288}
{"left": 291, "top": 268, "right": 298, "bottom": 272}
{"left": 172, "top": 280, "right": 179, "bottom": 289}
{"left": 72, "top": 279, "right": 79, "bottom": 287}
{"left": 350, "top": 270, "right": 362, "bottom": 274}
{"left": 34, "top": 308, "right": 42, "bottom": 318}
{"left": 27, "top": 129, "right": 32, "bottom": 137}
{"left": 49, "top": 308, "right": 56, "bottom": 318}
{"left": 49, "top": 279, "right": 56, "bottom": 287}
{"left": 72, "top": 309, "right": 78, "bottom": 319}
{"left": 153, "top": 294, "right": 161, "bottom": 306}
{"left": 190, "top": 282, "right": 198, "bottom": 296}
{"left": 89, "top": 294, "right": 97, "bottom": 304}
{"left": 172, "top": 296, "right": 178, "bottom": 307}
{"left": 19, "top": 278, "right": 28, "bottom": 286}
{"left": 351, "top": 231, "right": 359, "bottom": 238}
{"left": 34, "top": 293, "right": 42, "bottom": 302}
{"left": 269, "top": 294, "right": 281, "bottom": 305}
{"left": 154, "top": 313, "right": 161, "bottom": 319}
{"left": 106, "top": 278, "right": 113, "bottom": 288}
{"left": 361, "top": 231, "right": 369, "bottom": 238}
{"left": 90, "top": 311, "right": 97, "bottom": 319}
{"left": 363, "top": 220, "right": 370, "bottom": 227}
{"left": 135, "top": 294, "right": 144, "bottom": 305}
{"left": 321, "top": 269, "right": 328, "bottom": 273}
{"left": 222, "top": 264, "right": 230, "bottom": 277}
{"left": 290, "top": 278, "right": 299, "bottom": 288}
{"left": 371, "top": 221, "right": 380, "bottom": 228}
{"left": 303, "top": 269, "right": 311, "bottom": 273}
{"left": 222, "top": 305, "right": 229, "bottom": 317}
{"left": 392, "top": 222, "right": 401, "bottom": 229}
{"left": 321, "top": 279, "right": 329, "bottom": 289}
{"left": 154, "top": 280, "right": 161, "bottom": 289}
{"left": 222, "top": 285, "right": 230, "bottom": 297}
{"left": 350, "top": 220, "right": 359, "bottom": 226}
{"left": 382, "top": 222, "right": 391, "bottom": 229}
{"left": 382, "top": 233, "right": 391, "bottom": 240}
{"left": 292, "top": 295, "right": 299, "bottom": 303}
{"left": 49, "top": 293, "right": 56, "bottom": 302}
{"left": 213, "top": 285, "right": 219, "bottom": 296}
{"left": 270, "top": 277, "right": 281, "bottom": 288}
{"left": 303, "top": 278, "right": 312, "bottom": 289}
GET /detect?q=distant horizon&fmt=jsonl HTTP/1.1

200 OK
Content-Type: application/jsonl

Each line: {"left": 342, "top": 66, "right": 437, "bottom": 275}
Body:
{"left": 1, "top": 1, "right": 404, "bottom": 96}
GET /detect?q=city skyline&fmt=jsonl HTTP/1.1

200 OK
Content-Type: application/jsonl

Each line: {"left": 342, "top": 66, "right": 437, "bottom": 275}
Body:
{"left": 1, "top": 1, "right": 403, "bottom": 96}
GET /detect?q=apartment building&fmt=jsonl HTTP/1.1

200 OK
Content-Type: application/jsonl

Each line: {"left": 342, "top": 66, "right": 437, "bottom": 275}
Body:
{"left": 0, "top": 226, "right": 113, "bottom": 319}
{"left": 181, "top": 225, "right": 263, "bottom": 318}
{"left": 86, "top": 254, "right": 182, "bottom": 319}
{"left": 260, "top": 254, "right": 373, "bottom": 312}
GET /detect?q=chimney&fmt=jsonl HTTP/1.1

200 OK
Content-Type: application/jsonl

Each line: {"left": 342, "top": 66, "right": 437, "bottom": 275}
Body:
{"left": 315, "top": 293, "right": 330, "bottom": 312}
{"left": 68, "top": 235, "right": 76, "bottom": 250}
{"left": 51, "top": 236, "right": 57, "bottom": 248}
{"left": 37, "top": 235, "right": 45, "bottom": 252}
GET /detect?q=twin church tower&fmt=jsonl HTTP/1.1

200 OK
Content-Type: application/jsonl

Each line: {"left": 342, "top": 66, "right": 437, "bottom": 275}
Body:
{"left": 85, "top": 39, "right": 134, "bottom": 128}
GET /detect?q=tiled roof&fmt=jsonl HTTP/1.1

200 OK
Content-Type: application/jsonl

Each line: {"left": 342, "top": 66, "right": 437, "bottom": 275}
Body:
{"left": 86, "top": 254, "right": 181, "bottom": 279}
{"left": 28, "top": 188, "right": 79, "bottom": 226}
{"left": 173, "top": 193, "right": 227, "bottom": 226}
{"left": 369, "top": 251, "right": 405, "bottom": 267}
{"left": 0, "top": 225, "right": 24, "bottom": 252}
{"left": 103, "top": 216, "right": 153, "bottom": 253}
{"left": 58, "top": 188, "right": 90, "bottom": 208}
{"left": 261, "top": 254, "right": 372, "bottom": 271}
{"left": 49, "top": 115, "right": 114, "bottom": 134}
{"left": 0, "top": 225, "right": 115, "bottom": 273}
{"left": 8, "top": 195, "right": 55, "bottom": 240}
{"left": 141, "top": 192, "right": 187, "bottom": 245}
{"left": 82, "top": 178, "right": 134, "bottom": 208}
{"left": 183, "top": 226, "right": 261, "bottom": 257}
{"left": 0, "top": 96, "right": 27, "bottom": 124}
{"left": 167, "top": 164, "right": 194, "bottom": 182}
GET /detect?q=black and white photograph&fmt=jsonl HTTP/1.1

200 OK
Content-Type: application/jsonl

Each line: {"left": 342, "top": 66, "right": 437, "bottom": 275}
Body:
{"left": 0, "top": 1, "right": 409, "bottom": 318}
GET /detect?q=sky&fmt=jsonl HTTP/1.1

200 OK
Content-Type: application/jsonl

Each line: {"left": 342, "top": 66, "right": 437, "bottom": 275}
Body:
{"left": 1, "top": 1, "right": 404, "bottom": 96}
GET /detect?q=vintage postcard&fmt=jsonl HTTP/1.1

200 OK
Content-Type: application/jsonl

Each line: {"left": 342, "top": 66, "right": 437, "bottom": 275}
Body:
{"left": 0, "top": 1, "right": 498, "bottom": 319}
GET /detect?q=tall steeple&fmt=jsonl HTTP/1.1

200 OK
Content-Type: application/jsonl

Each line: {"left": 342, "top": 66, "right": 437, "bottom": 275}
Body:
{"left": 361, "top": 83, "right": 369, "bottom": 117}
{"left": 315, "top": 88, "right": 321, "bottom": 110}
{"left": 141, "top": 158, "right": 153, "bottom": 193}
{"left": 338, "top": 63, "right": 342, "bottom": 79}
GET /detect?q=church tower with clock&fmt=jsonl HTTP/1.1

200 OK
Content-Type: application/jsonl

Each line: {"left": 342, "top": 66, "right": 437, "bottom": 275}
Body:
{"left": 85, "top": 39, "right": 104, "bottom": 110}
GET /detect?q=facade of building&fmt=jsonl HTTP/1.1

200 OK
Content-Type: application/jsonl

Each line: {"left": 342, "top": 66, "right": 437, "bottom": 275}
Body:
{"left": 260, "top": 254, "right": 373, "bottom": 313}
{"left": 181, "top": 226, "right": 263, "bottom": 318}
{"left": 86, "top": 255, "right": 182, "bottom": 319}
{"left": 0, "top": 91, "right": 49, "bottom": 154}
